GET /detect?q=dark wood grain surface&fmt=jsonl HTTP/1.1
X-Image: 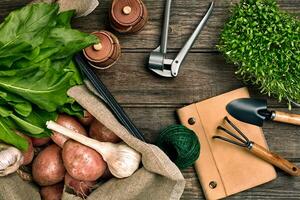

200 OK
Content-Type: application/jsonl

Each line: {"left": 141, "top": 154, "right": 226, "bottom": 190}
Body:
{"left": 0, "top": 0, "right": 299, "bottom": 199}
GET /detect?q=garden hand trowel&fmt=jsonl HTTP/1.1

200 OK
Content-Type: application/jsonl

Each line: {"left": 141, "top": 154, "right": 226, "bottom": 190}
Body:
{"left": 226, "top": 98, "right": 300, "bottom": 127}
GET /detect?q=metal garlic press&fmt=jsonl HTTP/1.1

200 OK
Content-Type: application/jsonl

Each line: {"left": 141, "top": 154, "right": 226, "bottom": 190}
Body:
{"left": 148, "top": 0, "right": 214, "bottom": 77}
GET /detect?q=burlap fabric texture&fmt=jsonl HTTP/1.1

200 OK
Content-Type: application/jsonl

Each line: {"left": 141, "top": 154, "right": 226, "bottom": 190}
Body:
{"left": 0, "top": 85, "right": 185, "bottom": 200}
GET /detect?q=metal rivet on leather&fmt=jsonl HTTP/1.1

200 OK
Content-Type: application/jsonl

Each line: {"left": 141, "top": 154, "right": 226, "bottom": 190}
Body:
{"left": 188, "top": 117, "right": 196, "bottom": 125}
{"left": 209, "top": 181, "right": 217, "bottom": 189}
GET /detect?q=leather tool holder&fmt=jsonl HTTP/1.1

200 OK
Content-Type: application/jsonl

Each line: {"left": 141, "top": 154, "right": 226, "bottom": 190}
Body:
{"left": 177, "top": 87, "right": 277, "bottom": 199}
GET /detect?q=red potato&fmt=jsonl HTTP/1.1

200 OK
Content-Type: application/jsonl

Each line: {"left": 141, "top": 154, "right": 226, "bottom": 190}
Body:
{"left": 78, "top": 110, "right": 94, "bottom": 126}
{"left": 65, "top": 173, "right": 96, "bottom": 198}
{"left": 62, "top": 140, "right": 107, "bottom": 181}
{"left": 51, "top": 114, "right": 87, "bottom": 147}
{"left": 32, "top": 144, "right": 65, "bottom": 186}
{"left": 31, "top": 137, "right": 51, "bottom": 147}
{"left": 15, "top": 131, "right": 34, "bottom": 165}
{"left": 40, "top": 182, "right": 64, "bottom": 200}
{"left": 89, "top": 120, "right": 121, "bottom": 143}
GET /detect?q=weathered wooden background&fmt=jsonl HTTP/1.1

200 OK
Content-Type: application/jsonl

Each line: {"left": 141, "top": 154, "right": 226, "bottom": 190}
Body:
{"left": 1, "top": 0, "right": 299, "bottom": 199}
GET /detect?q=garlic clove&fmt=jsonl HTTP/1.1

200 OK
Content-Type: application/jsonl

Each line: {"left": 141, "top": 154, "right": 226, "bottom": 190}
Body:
{"left": 0, "top": 145, "right": 24, "bottom": 177}
{"left": 107, "top": 143, "right": 141, "bottom": 178}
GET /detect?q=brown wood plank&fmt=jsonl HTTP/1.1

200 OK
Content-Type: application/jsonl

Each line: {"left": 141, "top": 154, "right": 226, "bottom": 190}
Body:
{"left": 181, "top": 163, "right": 300, "bottom": 199}
{"left": 74, "top": 0, "right": 300, "bottom": 51}
{"left": 0, "top": 1, "right": 299, "bottom": 199}
{"left": 0, "top": 0, "right": 299, "bottom": 51}
{"left": 96, "top": 52, "right": 296, "bottom": 107}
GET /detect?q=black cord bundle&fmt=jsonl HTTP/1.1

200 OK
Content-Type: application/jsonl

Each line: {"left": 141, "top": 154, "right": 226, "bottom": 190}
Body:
{"left": 74, "top": 53, "right": 145, "bottom": 141}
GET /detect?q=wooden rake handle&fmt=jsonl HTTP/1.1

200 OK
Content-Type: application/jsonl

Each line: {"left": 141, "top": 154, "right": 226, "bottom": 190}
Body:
{"left": 273, "top": 111, "right": 300, "bottom": 126}
{"left": 250, "top": 143, "right": 300, "bottom": 176}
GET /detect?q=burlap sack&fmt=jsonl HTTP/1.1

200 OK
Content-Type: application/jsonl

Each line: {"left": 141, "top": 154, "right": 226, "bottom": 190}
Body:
{"left": 0, "top": 85, "right": 185, "bottom": 200}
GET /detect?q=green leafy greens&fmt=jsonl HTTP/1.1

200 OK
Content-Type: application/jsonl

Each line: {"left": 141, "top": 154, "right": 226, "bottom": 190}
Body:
{"left": 218, "top": 0, "right": 300, "bottom": 106}
{"left": 0, "top": 3, "right": 98, "bottom": 150}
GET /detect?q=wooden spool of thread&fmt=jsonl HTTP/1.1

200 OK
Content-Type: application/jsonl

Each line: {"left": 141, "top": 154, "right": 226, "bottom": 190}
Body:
{"left": 109, "top": 0, "right": 148, "bottom": 33}
{"left": 83, "top": 31, "right": 121, "bottom": 69}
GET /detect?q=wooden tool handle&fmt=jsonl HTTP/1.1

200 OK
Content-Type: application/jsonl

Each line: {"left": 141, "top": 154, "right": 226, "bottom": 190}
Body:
{"left": 273, "top": 111, "right": 300, "bottom": 126}
{"left": 250, "top": 143, "right": 300, "bottom": 176}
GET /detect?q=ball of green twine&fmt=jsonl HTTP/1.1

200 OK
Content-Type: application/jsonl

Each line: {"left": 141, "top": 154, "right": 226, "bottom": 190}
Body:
{"left": 156, "top": 125, "right": 200, "bottom": 169}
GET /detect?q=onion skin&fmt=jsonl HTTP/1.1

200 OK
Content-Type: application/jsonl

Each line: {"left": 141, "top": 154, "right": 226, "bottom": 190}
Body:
{"left": 62, "top": 140, "right": 107, "bottom": 181}
{"left": 89, "top": 120, "right": 121, "bottom": 143}
{"left": 65, "top": 173, "right": 96, "bottom": 198}
{"left": 40, "top": 182, "right": 64, "bottom": 200}
{"left": 32, "top": 144, "right": 65, "bottom": 186}
{"left": 31, "top": 137, "right": 51, "bottom": 147}
{"left": 78, "top": 110, "right": 94, "bottom": 126}
{"left": 51, "top": 114, "right": 87, "bottom": 148}
{"left": 15, "top": 131, "right": 34, "bottom": 165}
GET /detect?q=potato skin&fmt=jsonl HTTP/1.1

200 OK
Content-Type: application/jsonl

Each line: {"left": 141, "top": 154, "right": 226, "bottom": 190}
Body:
{"left": 15, "top": 131, "right": 34, "bottom": 165}
{"left": 51, "top": 114, "right": 87, "bottom": 147}
{"left": 32, "top": 144, "right": 65, "bottom": 186}
{"left": 65, "top": 173, "right": 96, "bottom": 198}
{"left": 78, "top": 110, "right": 94, "bottom": 126}
{"left": 89, "top": 120, "right": 121, "bottom": 143}
{"left": 31, "top": 137, "right": 51, "bottom": 147}
{"left": 62, "top": 140, "right": 106, "bottom": 181}
{"left": 40, "top": 182, "right": 63, "bottom": 200}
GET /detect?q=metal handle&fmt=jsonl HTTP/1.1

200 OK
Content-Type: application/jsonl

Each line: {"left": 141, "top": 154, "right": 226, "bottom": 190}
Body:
{"left": 161, "top": 0, "right": 172, "bottom": 54}
{"left": 171, "top": 2, "right": 214, "bottom": 76}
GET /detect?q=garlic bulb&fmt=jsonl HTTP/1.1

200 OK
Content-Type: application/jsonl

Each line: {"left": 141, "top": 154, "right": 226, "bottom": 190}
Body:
{"left": 107, "top": 143, "right": 141, "bottom": 178}
{"left": 47, "top": 121, "right": 141, "bottom": 178}
{"left": 0, "top": 144, "right": 24, "bottom": 176}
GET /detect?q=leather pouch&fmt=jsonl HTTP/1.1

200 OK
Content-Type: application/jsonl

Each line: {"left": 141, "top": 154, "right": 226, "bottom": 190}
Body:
{"left": 177, "top": 87, "right": 277, "bottom": 199}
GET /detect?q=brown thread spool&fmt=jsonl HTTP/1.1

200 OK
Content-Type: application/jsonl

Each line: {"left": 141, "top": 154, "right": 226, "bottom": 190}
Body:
{"left": 110, "top": 0, "right": 148, "bottom": 33}
{"left": 83, "top": 31, "right": 121, "bottom": 69}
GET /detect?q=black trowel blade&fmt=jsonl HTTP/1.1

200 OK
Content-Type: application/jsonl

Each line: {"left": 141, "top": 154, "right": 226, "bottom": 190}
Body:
{"left": 226, "top": 98, "right": 268, "bottom": 127}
